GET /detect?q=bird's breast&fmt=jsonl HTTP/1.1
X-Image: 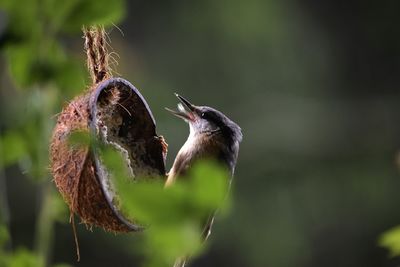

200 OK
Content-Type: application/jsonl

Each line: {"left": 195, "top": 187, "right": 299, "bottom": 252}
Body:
{"left": 166, "top": 133, "right": 225, "bottom": 185}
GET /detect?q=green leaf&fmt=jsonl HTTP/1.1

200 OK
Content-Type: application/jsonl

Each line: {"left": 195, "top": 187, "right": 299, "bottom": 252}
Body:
{"left": 380, "top": 225, "right": 400, "bottom": 257}
{"left": 5, "top": 40, "right": 54, "bottom": 89}
{"left": 144, "top": 223, "right": 202, "bottom": 267}
{"left": 68, "top": 131, "right": 92, "bottom": 147}
{"left": 5, "top": 43, "right": 37, "bottom": 88}
{"left": 54, "top": 59, "right": 86, "bottom": 96}
{"left": 0, "top": 225, "right": 9, "bottom": 248}
{"left": 99, "top": 143, "right": 231, "bottom": 265}
{"left": 66, "top": 134, "right": 231, "bottom": 266}
{"left": 189, "top": 160, "right": 230, "bottom": 209}
{"left": 50, "top": 191, "right": 69, "bottom": 224}
{"left": 0, "top": 0, "right": 41, "bottom": 42}
{"left": 8, "top": 249, "right": 43, "bottom": 267}
{"left": 0, "top": 131, "right": 26, "bottom": 168}
{"left": 61, "top": 0, "right": 126, "bottom": 32}
{"left": 42, "top": 0, "right": 81, "bottom": 33}
{"left": 5, "top": 36, "right": 84, "bottom": 92}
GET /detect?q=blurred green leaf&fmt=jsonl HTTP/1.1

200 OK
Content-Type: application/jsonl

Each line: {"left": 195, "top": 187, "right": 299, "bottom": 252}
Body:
{"left": 189, "top": 161, "right": 230, "bottom": 210}
{"left": 5, "top": 43, "right": 37, "bottom": 88}
{"left": 0, "top": 0, "right": 128, "bottom": 266}
{"left": 68, "top": 130, "right": 92, "bottom": 147}
{"left": 1, "top": 0, "right": 113, "bottom": 90}
{"left": 51, "top": 191, "right": 69, "bottom": 224}
{"left": 98, "top": 143, "right": 231, "bottom": 266}
{"left": 21, "top": 120, "right": 49, "bottom": 179}
{"left": 0, "top": 0, "right": 40, "bottom": 42}
{"left": 61, "top": 0, "right": 125, "bottom": 32}
{"left": 0, "top": 87, "right": 57, "bottom": 179}
{"left": 0, "top": 225, "right": 9, "bottom": 248}
{"left": 7, "top": 249, "right": 43, "bottom": 267}
{"left": 4, "top": 37, "right": 84, "bottom": 91}
{"left": 144, "top": 223, "right": 202, "bottom": 267}
{"left": 0, "top": 131, "right": 26, "bottom": 168}
{"left": 380, "top": 225, "right": 400, "bottom": 257}
{"left": 42, "top": 0, "right": 81, "bottom": 33}
{"left": 53, "top": 59, "right": 86, "bottom": 96}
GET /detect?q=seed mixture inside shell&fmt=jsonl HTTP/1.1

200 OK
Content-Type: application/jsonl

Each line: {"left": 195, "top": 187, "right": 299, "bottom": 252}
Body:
{"left": 92, "top": 78, "right": 167, "bottom": 179}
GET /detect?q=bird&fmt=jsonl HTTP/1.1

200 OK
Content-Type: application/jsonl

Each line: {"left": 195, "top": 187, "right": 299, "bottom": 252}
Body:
{"left": 165, "top": 93, "right": 242, "bottom": 267}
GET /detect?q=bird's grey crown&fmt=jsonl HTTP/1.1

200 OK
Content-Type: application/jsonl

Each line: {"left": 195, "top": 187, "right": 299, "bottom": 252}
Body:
{"left": 196, "top": 106, "right": 242, "bottom": 145}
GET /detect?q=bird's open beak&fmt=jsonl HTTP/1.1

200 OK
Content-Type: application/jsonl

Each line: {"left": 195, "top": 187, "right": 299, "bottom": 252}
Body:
{"left": 165, "top": 93, "right": 197, "bottom": 121}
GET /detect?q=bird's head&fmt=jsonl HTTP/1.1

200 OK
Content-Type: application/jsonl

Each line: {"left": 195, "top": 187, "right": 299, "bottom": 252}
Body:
{"left": 166, "top": 94, "right": 242, "bottom": 144}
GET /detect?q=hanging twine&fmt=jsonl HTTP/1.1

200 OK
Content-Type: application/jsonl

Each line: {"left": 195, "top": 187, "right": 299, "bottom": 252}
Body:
{"left": 83, "top": 26, "right": 110, "bottom": 84}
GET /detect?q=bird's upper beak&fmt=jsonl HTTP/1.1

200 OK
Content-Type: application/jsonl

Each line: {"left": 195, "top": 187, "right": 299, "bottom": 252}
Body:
{"left": 165, "top": 94, "right": 197, "bottom": 121}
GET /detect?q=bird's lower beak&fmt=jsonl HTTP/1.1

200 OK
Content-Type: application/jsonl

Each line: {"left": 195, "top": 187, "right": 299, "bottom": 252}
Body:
{"left": 165, "top": 94, "right": 197, "bottom": 121}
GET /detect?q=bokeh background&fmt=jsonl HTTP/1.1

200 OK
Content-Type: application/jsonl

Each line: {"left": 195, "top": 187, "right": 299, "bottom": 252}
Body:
{"left": 1, "top": 0, "right": 400, "bottom": 266}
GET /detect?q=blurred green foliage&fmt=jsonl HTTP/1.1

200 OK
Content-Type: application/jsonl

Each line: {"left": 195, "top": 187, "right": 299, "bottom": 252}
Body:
{"left": 1, "top": 0, "right": 400, "bottom": 267}
{"left": 0, "top": 190, "right": 69, "bottom": 267}
{"left": 102, "top": 145, "right": 230, "bottom": 267}
{"left": 0, "top": 0, "right": 125, "bottom": 174}
{"left": 0, "top": 0, "right": 124, "bottom": 91}
{"left": 0, "top": 225, "right": 42, "bottom": 267}
{"left": 380, "top": 226, "right": 400, "bottom": 257}
{"left": 0, "top": 0, "right": 126, "bottom": 266}
{"left": 0, "top": 0, "right": 232, "bottom": 265}
{"left": 70, "top": 131, "right": 231, "bottom": 266}
{"left": 0, "top": 131, "right": 25, "bottom": 169}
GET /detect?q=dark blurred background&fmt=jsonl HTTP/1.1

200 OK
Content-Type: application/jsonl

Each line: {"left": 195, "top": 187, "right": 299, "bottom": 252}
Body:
{"left": 2, "top": 0, "right": 400, "bottom": 266}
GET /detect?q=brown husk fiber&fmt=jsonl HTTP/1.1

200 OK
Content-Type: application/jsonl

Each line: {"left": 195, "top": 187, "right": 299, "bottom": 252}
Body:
{"left": 50, "top": 92, "right": 134, "bottom": 232}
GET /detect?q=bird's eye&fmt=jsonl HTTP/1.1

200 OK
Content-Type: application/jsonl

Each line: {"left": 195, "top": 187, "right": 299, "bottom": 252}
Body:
{"left": 201, "top": 112, "right": 207, "bottom": 119}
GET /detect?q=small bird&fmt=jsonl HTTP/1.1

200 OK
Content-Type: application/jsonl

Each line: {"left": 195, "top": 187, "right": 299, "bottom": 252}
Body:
{"left": 165, "top": 94, "right": 242, "bottom": 267}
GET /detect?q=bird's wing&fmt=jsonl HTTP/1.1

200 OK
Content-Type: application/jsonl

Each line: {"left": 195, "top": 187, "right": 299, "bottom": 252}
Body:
{"left": 165, "top": 150, "right": 192, "bottom": 186}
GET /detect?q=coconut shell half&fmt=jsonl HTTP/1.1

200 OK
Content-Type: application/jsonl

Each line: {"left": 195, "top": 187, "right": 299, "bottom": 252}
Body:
{"left": 50, "top": 78, "right": 167, "bottom": 232}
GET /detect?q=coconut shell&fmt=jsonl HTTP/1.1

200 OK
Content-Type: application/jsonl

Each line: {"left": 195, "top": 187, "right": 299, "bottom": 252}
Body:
{"left": 50, "top": 78, "right": 167, "bottom": 232}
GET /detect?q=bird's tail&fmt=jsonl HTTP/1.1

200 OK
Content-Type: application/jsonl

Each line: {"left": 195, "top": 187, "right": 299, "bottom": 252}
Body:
{"left": 173, "top": 257, "right": 187, "bottom": 267}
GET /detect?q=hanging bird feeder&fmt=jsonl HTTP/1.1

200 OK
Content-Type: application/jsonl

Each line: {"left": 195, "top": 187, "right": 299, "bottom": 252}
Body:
{"left": 50, "top": 26, "right": 167, "bottom": 233}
